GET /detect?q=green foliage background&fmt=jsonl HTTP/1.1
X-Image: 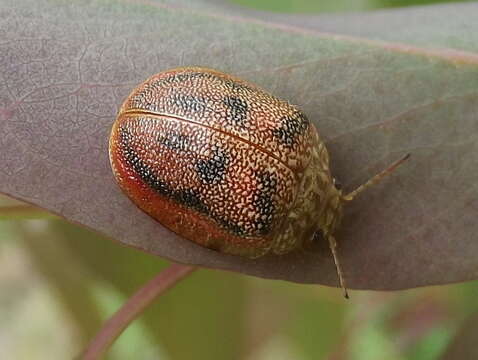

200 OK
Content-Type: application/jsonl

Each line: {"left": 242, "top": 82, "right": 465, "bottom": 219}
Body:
{"left": 1, "top": 0, "right": 477, "bottom": 359}
{"left": 234, "top": 0, "right": 475, "bottom": 12}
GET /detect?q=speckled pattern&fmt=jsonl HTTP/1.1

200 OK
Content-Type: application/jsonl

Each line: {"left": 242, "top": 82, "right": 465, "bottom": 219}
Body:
{"left": 109, "top": 67, "right": 339, "bottom": 257}
{"left": 119, "top": 67, "right": 311, "bottom": 171}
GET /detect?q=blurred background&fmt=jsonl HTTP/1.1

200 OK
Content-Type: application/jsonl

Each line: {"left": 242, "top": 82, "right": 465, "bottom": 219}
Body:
{"left": 2, "top": 0, "right": 477, "bottom": 359}
{"left": 233, "top": 0, "right": 475, "bottom": 12}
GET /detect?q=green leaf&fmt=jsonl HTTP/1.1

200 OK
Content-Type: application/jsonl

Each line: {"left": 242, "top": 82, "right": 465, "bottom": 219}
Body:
{"left": 287, "top": 297, "right": 346, "bottom": 359}
{"left": 1, "top": 0, "right": 477, "bottom": 289}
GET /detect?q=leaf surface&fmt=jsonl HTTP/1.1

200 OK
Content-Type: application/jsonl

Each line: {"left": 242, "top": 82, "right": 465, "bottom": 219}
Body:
{"left": 1, "top": 0, "right": 477, "bottom": 290}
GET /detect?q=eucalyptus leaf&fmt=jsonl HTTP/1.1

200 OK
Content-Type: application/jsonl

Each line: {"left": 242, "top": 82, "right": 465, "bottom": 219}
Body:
{"left": 1, "top": 0, "right": 477, "bottom": 290}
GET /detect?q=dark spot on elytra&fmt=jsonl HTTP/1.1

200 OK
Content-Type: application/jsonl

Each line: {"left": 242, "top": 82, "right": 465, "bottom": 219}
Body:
{"left": 152, "top": 71, "right": 253, "bottom": 94}
{"left": 252, "top": 171, "right": 277, "bottom": 236}
{"left": 130, "top": 90, "right": 155, "bottom": 110}
{"left": 152, "top": 72, "right": 208, "bottom": 87}
{"left": 173, "top": 188, "right": 209, "bottom": 214}
{"left": 169, "top": 93, "right": 207, "bottom": 113}
{"left": 222, "top": 95, "right": 248, "bottom": 125}
{"left": 119, "top": 126, "right": 209, "bottom": 214}
{"left": 119, "top": 127, "right": 248, "bottom": 236}
{"left": 272, "top": 111, "right": 309, "bottom": 147}
{"left": 220, "top": 77, "right": 252, "bottom": 92}
{"left": 195, "top": 148, "right": 229, "bottom": 185}
{"left": 158, "top": 131, "right": 190, "bottom": 152}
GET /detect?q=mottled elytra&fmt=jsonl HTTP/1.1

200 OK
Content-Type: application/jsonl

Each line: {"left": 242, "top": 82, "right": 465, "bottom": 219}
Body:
{"left": 109, "top": 67, "right": 409, "bottom": 297}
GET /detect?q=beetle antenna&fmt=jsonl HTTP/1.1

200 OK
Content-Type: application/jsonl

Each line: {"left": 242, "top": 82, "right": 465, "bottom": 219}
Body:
{"left": 342, "top": 154, "right": 410, "bottom": 202}
{"left": 327, "top": 235, "right": 349, "bottom": 299}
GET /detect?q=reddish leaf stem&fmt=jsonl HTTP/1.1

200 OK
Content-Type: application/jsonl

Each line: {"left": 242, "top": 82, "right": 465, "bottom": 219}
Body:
{"left": 81, "top": 263, "right": 196, "bottom": 359}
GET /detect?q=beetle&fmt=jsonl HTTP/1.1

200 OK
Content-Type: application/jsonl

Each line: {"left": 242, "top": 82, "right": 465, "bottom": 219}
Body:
{"left": 109, "top": 67, "right": 409, "bottom": 297}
